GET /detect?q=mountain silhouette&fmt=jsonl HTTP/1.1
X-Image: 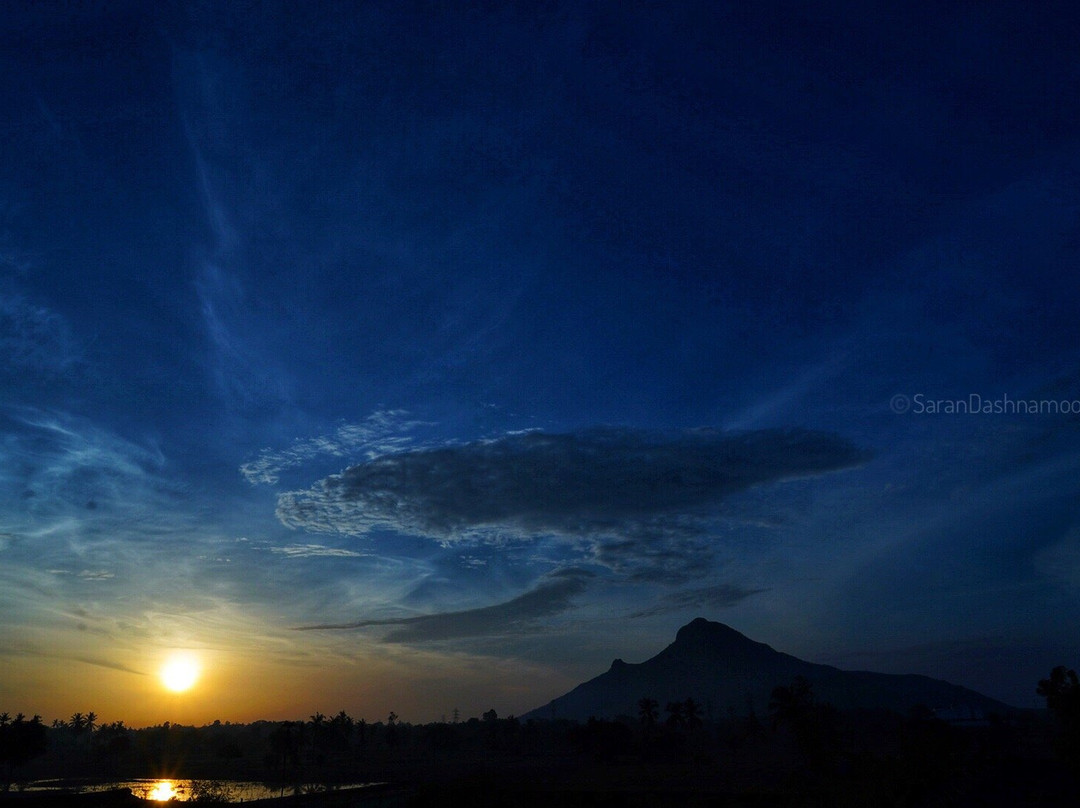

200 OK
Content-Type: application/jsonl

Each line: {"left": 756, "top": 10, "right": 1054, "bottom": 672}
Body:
{"left": 523, "top": 618, "right": 1013, "bottom": 721}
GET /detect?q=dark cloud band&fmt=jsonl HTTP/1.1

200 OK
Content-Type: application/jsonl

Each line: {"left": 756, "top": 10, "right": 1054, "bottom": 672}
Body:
{"left": 296, "top": 568, "right": 591, "bottom": 642}
{"left": 276, "top": 426, "right": 870, "bottom": 546}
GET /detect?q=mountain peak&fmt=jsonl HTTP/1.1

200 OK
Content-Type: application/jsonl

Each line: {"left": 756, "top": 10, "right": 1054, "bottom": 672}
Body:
{"left": 674, "top": 617, "right": 755, "bottom": 646}
{"left": 523, "top": 618, "right": 1014, "bottom": 722}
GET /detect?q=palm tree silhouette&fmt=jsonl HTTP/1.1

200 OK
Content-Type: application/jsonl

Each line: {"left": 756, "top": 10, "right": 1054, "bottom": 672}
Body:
{"left": 665, "top": 701, "right": 685, "bottom": 730}
{"left": 638, "top": 697, "right": 659, "bottom": 730}
{"left": 682, "top": 698, "right": 702, "bottom": 730}
{"left": 385, "top": 713, "right": 398, "bottom": 748}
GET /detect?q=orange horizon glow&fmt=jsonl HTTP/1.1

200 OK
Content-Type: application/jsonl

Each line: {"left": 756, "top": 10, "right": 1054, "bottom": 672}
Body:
{"left": 3, "top": 641, "right": 575, "bottom": 729}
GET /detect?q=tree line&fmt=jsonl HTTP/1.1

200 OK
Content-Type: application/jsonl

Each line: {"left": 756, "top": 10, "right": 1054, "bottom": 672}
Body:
{"left": 3, "top": 664, "right": 1078, "bottom": 797}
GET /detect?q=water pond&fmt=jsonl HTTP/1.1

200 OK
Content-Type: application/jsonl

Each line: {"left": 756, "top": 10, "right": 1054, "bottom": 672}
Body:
{"left": 24, "top": 778, "right": 378, "bottom": 802}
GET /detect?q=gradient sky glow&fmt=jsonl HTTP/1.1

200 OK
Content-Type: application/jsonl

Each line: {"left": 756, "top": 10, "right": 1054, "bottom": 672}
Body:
{"left": 3, "top": 1, "right": 1080, "bottom": 726}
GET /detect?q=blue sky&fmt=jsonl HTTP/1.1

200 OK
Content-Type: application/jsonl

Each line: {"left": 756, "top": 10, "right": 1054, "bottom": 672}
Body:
{"left": 2, "top": 0, "right": 1079, "bottom": 723}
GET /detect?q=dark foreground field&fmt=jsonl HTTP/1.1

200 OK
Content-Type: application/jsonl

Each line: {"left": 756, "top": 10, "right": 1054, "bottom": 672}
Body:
{"left": 3, "top": 706, "right": 1077, "bottom": 807}
{"left": 3, "top": 751, "right": 1077, "bottom": 808}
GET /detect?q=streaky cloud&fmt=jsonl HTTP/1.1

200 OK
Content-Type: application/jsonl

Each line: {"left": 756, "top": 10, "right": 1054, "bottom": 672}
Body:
{"left": 296, "top": 568, "right": 592, "bottom": 642}
{"left": 68, "top": 655, "right": 146, "bottom": 676}
{"left": 271, "top": 543, "right": 370, "bottom": 559}
{"left": 0, "top": 643, "right": 145, "bottom": 677}
{"left": 629, "top": 583, "right": 768, "bottom": 618}
{"left": 77, "top": 570, "right": 115, "bottom": 581}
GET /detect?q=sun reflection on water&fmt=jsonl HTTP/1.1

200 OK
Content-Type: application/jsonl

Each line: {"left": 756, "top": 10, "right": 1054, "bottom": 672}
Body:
{"left": 146, "top": 780, "right": 179, "bottom": 801}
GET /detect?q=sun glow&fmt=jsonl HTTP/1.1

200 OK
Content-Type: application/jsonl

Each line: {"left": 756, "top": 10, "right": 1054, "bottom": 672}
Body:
{"left": 160, "top": 654, "right": 200, "bottom": 693}
{"left": 146, "top": 781, "right": 178, "bottom": 801}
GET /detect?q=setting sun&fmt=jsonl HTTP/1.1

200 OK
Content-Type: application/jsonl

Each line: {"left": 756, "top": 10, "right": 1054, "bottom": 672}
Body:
{"left": 160, "top": 654, "right": 201, "bottom": 693}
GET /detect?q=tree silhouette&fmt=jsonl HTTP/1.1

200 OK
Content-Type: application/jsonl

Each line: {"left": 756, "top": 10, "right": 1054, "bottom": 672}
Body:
{"left": 664, "top": 701, "right": 685, "bottom": 730}
{"left": 769, "top": 676, "right": 839, "bottom": 770}
{"left": 0, "top": 714, "right": 47, "bottom": 787}
{"left": 682, "top": 698, "right": 702, "bottom": 730}
{"left": 385, "top": 712, "right": 398, "bottom": 748}
{"left": 91, "top": 721, "right": 130, "bottom": 776}
{"left": 308, "top": 713, "right": 331, "bottom": 767}
{"left": 768, "top": 676, "right": 814, "bottom": 730}
{"left": 332, "top": 710, "right": 353, "bottom": 731}
{"left": 1038, "top": 665, "right": 1080, "bottom": 767}
{"left": 329, "top": 710, "right": 353, "bottom": 758}
{"left": 1038, "top": 666, "right": 1080, "bottom": 714}
{"left": 267, "top": 721, "right": 303, "bottom": 783}
{"left": 638, "top": 697, "right": 659, "bottom": 730}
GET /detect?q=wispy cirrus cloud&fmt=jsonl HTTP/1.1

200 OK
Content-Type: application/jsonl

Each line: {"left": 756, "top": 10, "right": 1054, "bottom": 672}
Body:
{"left": 77, "top": 570, "right": 116, "bottom": 581}
{"left": 0, "top": 407, "right": 217, "bottom": 610}
{"left": 241, "top": 411, "right": 429, "bottom": 485}
{"left": 0, "top": 292, "right": 80, "bottom": 376}
{"left": 297, "top": 568, "right": 592, "bottom": 642}
{"left": 2, "top": 409, "right": 170, "bottom": 521}
{"left": 195, "top": 262, "right": 295, "bottom": 411}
